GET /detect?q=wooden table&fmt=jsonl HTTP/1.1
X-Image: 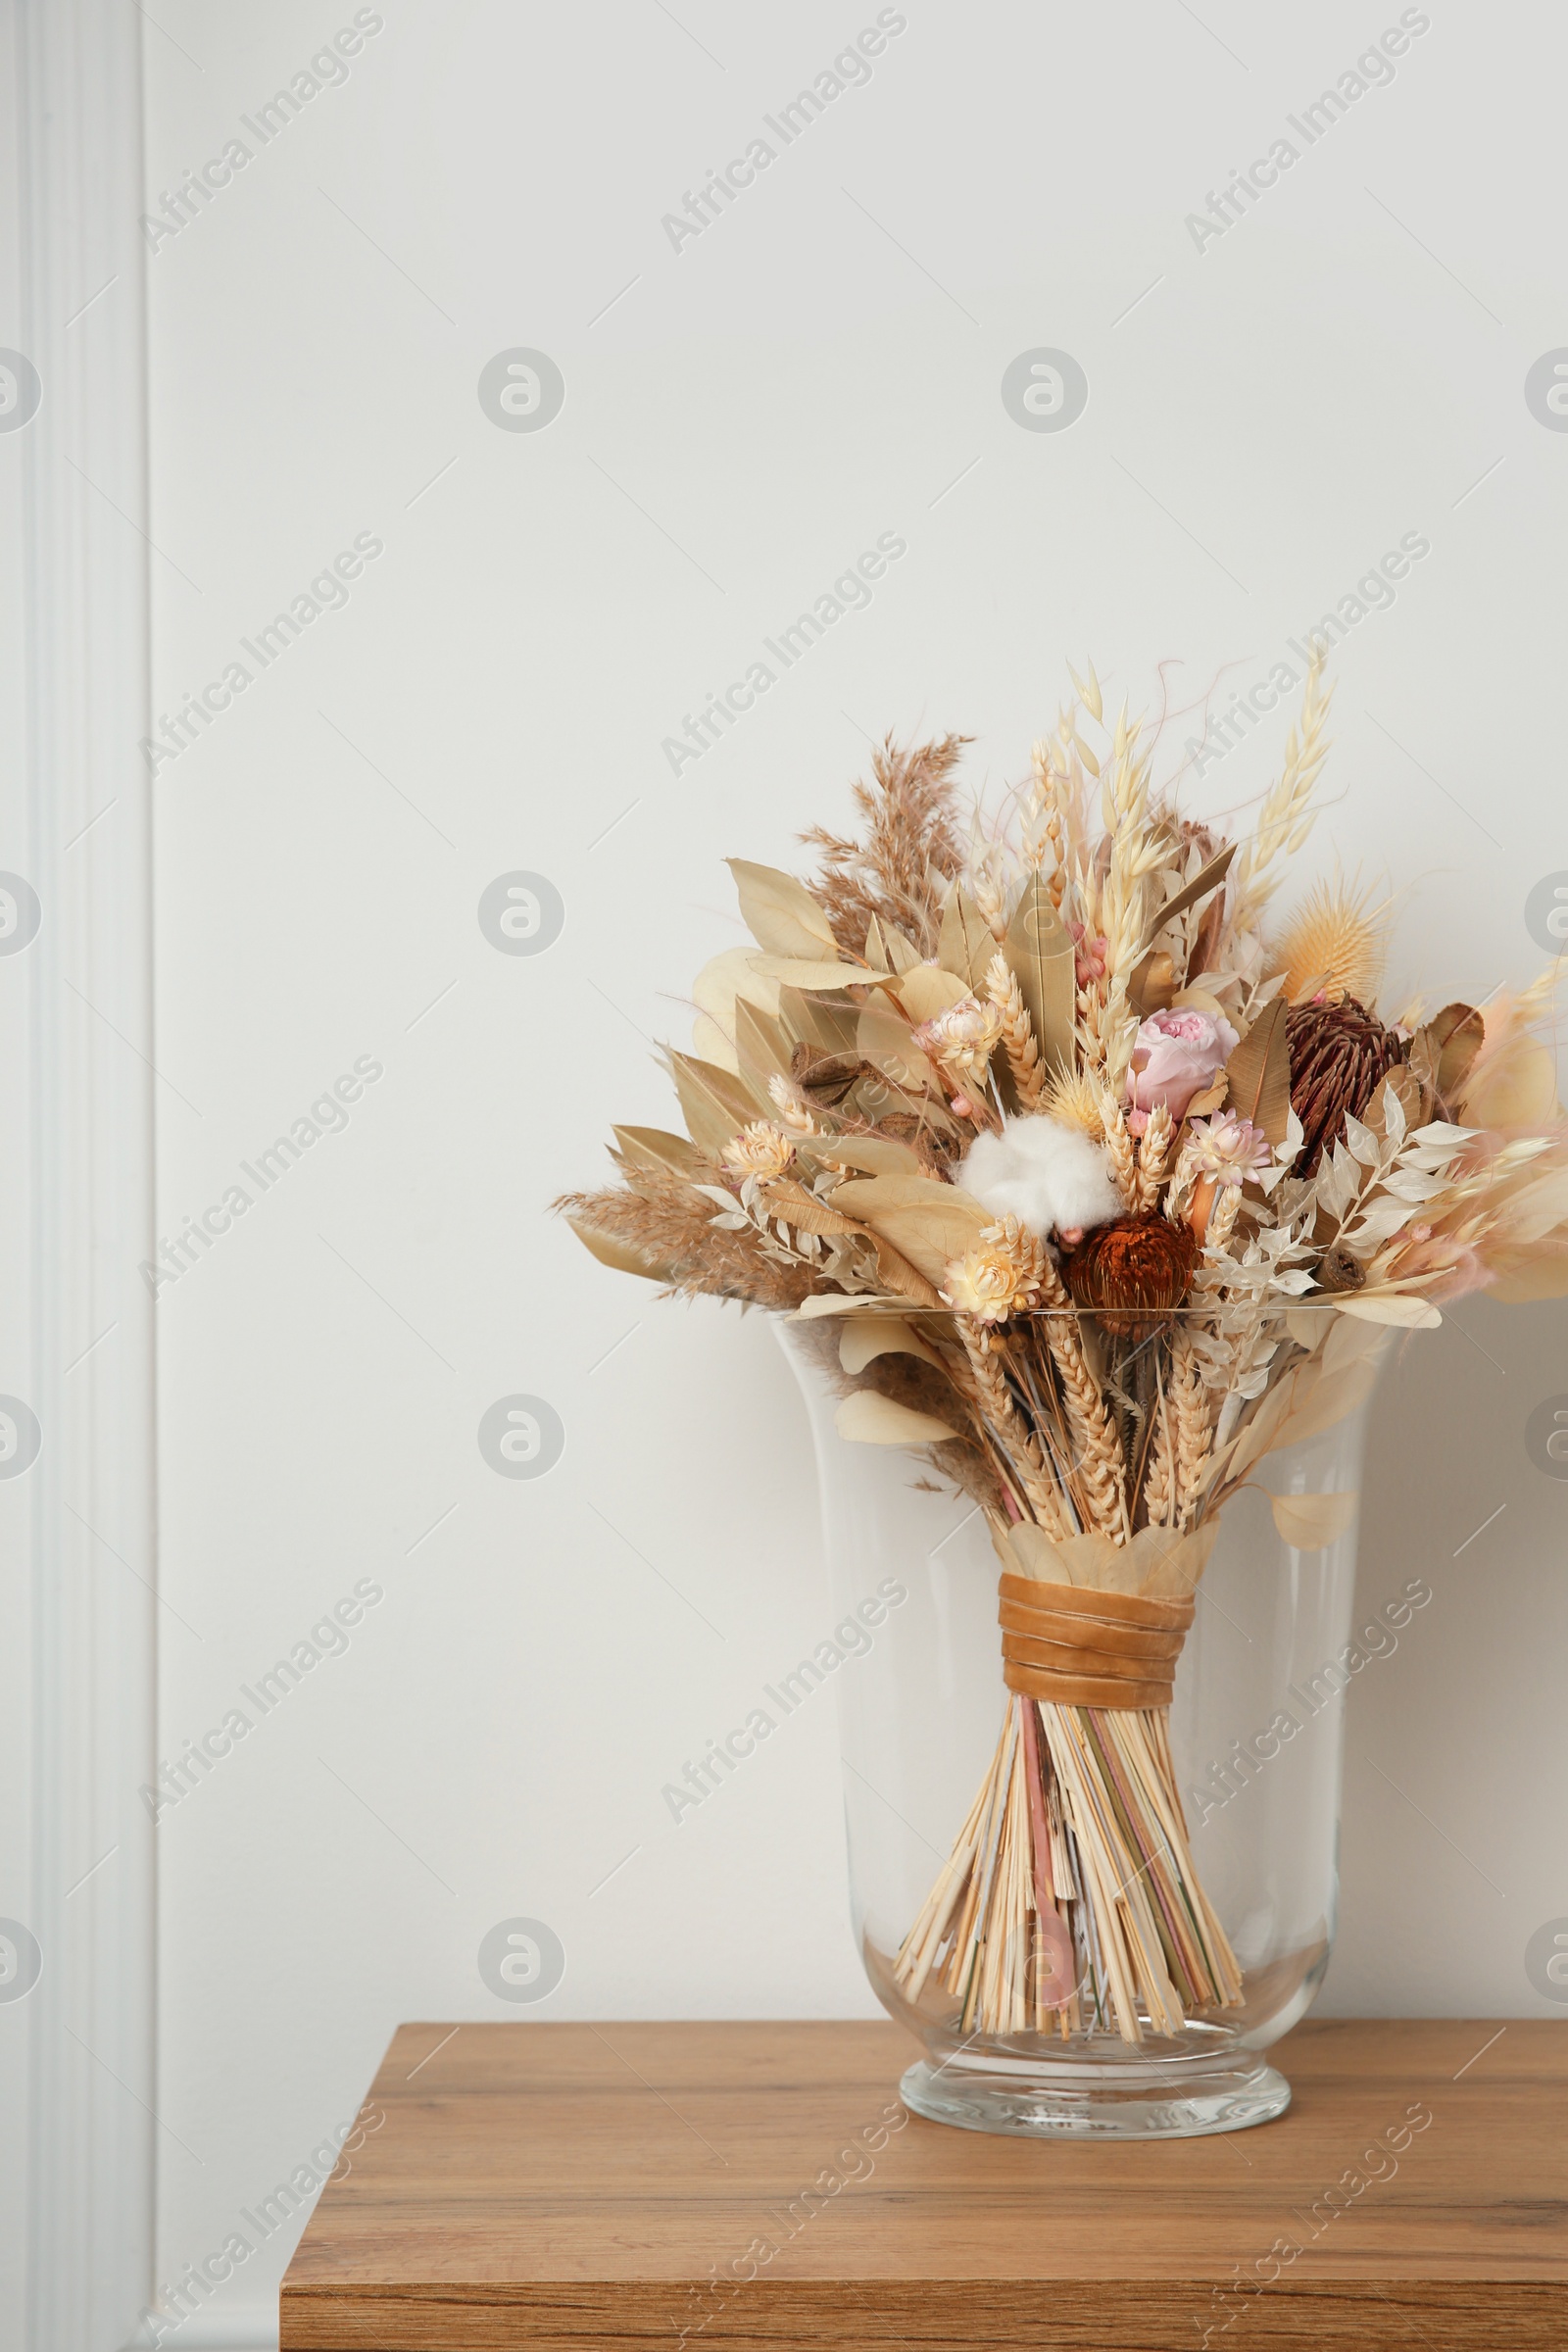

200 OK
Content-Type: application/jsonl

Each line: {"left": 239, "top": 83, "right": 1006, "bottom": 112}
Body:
{"left": 282, "top": 2017, "right": 1567, "bottom": 2348}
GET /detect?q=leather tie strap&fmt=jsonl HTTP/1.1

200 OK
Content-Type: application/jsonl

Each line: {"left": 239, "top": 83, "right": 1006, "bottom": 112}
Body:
{"left": 998, "top": 1573, "right": 1196, "bottom": 1711}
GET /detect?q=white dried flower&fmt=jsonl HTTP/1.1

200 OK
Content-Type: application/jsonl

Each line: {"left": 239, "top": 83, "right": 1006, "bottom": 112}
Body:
{"left": 721, "top": 1121, "right": 796, "bottom": 1181}
{"left": 912, "top": 995, "right": 1004, "bottom": 1076}
{"left": 1188, "top": 1113, "right": 1272, "bottom": 1190}
{"left": 941, "top": 1218, "right": 1046, "bottom": 1327}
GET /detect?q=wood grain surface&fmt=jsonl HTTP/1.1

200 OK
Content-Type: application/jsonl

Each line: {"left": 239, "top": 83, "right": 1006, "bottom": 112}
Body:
{"left": 281, "top": 2017, "right": 1567, "bottom": 2348}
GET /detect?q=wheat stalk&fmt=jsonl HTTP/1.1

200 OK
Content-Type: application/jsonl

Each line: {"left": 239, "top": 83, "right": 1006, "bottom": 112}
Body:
{"left": 1099, "top": 1088, "right": 1138, "bottom": 1209}
{"left": 1036, "top": 1257, "right": 1129, "bottom": 1540}
{"left": 1135, "top": 1102, "right": 1175, "bottom": 1210}
{"left": 956, "top": 1317, "right": 1071, "bottom": 1536}
{"left": 1143, "top": 1369, "right": 1177, "bottom": 1527}
{"left": 985, "top": 953, "right": 1045, "bottom": 1107}
{"left": 1167, "top": 1329, "right": 1213, "bottom": 1532}
{"left": 1205, "top": 1182, "right": 1242, "bottom": 1255}
{"left": 1163, "top": 1134, "right": 1200, "bottom": 1222}
{"left": 971, "top": 863, "right": 1009, "bottom": 943}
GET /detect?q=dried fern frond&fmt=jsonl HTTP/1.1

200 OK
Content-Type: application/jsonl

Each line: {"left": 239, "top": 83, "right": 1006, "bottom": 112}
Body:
{"left": 802, "top": 733, "right": 970, "bottom": 958}
{"left": 1272, "top": 873, "right": 1393, "bottom": 1006}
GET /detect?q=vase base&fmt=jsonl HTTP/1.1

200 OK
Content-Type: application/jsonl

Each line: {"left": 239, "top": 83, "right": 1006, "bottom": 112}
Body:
{"left": 899, "top": 2055, "right": 1292, "bottom": 2140}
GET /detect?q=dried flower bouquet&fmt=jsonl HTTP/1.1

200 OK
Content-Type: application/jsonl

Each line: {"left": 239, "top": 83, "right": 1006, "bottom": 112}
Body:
{"left": 563, "top": 660, "right": 1568, "bottom": 2045}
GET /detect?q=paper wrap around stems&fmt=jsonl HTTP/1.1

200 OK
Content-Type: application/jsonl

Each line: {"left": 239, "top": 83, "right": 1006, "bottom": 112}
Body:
{"left": 990, "top": 1518, "right": 1220, "bottom": 1711}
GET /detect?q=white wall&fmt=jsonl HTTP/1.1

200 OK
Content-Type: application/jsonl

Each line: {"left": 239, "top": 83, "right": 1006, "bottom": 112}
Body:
{"left": 140, "top": 0, "right": 1568, "bottom": 2336}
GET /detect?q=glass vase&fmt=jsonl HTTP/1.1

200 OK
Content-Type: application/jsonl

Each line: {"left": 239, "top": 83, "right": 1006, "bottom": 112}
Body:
{"left": 779, "top": 1321, "right": 1377, "bottom": 2140}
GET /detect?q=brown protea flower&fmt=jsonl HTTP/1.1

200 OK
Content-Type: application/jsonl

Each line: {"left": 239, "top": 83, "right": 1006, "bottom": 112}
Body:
{"left": 1059, "top": 1211, "right": 1198, "bottom": 1341}
{"left": 1287, "top": 995, "right": 1405, "bottom": 1175}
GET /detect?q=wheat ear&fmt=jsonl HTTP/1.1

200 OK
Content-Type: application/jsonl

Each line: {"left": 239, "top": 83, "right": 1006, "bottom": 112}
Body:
{"left": 1227, "top": 654, "right": 1333, "bottom": 939}
{"left": 1036, "top": 1257, "right": 1129, "bottom": 1541}
{"left": 971, "top": 867, "right": 1009, "bottom": 943}
{"left": 1099, "top": 1089, "right": 1138, "bottom": 1210}
{"left": 956, "top": 1318, "right": 1070, "bottom": 1537}
{"left": 985, "top": 953, "right": 1045, "bottom": 1108}
{"left": 1135, "top": 1102, "right": 1175, "bottom": 1209}
{"left": 1164, "top": 1134, "right": 1200, "bottom": 1221}
{"left": 1143, "top": 1375, "right": 1177, "bottom": 1528}
{"left": 1167, "top": 1330, "right": 1212, "bottom": 1532}
{"left": 1204, "top": 1182, "right": 1242, "bottom": 1255}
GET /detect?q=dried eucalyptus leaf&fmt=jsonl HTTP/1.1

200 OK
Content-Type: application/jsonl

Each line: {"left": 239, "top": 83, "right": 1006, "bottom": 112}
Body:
{"left": 1004, "top": 871, "right": 1075, "bottom": 1078}
{"left": 1273, "top": 1355, "right": 1382, "bottom": 1448}
{"left": 1322, "top": 1309, "right": 1391, "bottom": 1377}
{"left": 733, "top": 998, "right": 796, "bottom": 1094}
{"left": 750, "top": 954, "right": 890, "bottom": 994}
{"left": 835, "top": 1391, "right": 958, "bottom": 1446}
{"left": 790, "top": 1293, "right": 911, "bottom": 1319}
{"left": 566, "top": 1217, "right": 674, "bottom": 1284}
{"left": 857, "top": 1003, "right": 940, "bottom": 1096}
{"left": 827, "top": 1174, "right": 991, "bottom": 1286}
{"left": 781, "top": 988, "right": 860, "bottom": 1056}
{"left": 669, "top": 1052, "right": 756, "bottom": 1155}
{"left": 1270, "top": 1490, "right": 1358, "bottom": 1550}
{"left": 1430, "top": 1002, "right": 1486, "bottom": 1102}
{"left": 798, "top": 1134, "right": 924, "bottom": 1177}
{"left": 1138, "top": 841, "right": 1236, "bottom": 956}
{"left": 612, "top": 1125, "right": 705, "bottom": 1178}
{"left": 938, "top": 886, "right": 997, "bottom": 991}
{"left": 880, "top": 922, "right": 923, "bottom": 975}
{"left": 1224, "top": 997, "right": 1291, "bottom": 1143}
{"left": 839, "top": 1315, "right": 944, "bottom": 1375}
{"left": 895, "top": 963, "right": 971, "bottom": 1024}
{"left": 727, "top": 858, "right": 840, "bottom": 958}
{"left": 1335, "top": 1292, "right": 1442, "bottom": 1328}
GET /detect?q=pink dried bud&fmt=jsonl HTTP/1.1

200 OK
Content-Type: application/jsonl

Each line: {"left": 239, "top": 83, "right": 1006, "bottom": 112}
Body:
{"left": 1067, "top": 919, "right": 1108, "bottom": 989}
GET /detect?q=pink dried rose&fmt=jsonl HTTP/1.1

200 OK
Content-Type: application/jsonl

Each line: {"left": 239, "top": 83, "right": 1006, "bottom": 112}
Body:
{"left": 1126, "top": 1007, "right": 1239, "bottom": 1126}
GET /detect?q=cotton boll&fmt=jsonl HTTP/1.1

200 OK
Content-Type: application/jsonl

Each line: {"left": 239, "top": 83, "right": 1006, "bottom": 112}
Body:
{"left": 960, "top": 1115, "right": 1122, "bottom": 1241}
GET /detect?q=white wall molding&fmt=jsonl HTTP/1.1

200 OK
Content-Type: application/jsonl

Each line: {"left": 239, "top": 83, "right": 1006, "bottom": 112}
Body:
{"left": 6, "top": 2, "right": 158, "bottom": 2345}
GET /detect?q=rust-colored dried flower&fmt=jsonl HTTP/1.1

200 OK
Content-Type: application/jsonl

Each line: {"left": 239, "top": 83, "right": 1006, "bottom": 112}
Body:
{"left": 1059, "top": 1211, "right": 1198, "bottom": 1341}
{"left": 1287, "top": 994, "right": 1405, "bottom": 1176}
